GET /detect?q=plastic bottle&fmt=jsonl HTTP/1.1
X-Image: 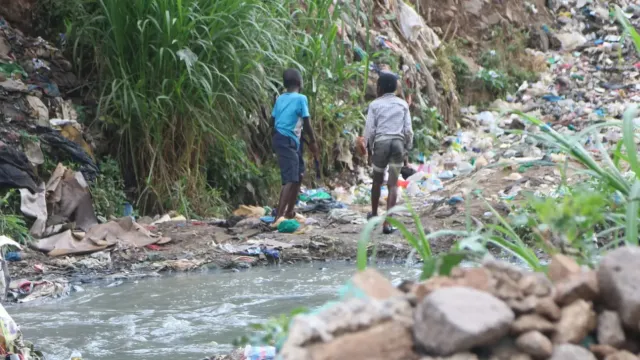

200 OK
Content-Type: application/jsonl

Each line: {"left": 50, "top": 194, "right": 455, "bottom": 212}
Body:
{"left": 70, "top": 351, "right": 82, "bottom": 360}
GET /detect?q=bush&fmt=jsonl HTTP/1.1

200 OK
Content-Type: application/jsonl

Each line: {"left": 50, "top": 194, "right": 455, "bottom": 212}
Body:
{"left": 90, "top": 157, "right": 127, "bottom": 219}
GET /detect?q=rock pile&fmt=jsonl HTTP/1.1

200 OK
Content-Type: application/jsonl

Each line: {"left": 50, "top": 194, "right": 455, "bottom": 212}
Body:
{"left": 279, "top": 246, "right": 640, "bottom": 360}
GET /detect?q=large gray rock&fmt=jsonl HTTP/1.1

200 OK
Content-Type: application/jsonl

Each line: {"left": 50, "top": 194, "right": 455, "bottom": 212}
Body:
{"left": 550, "top": 344, "right": 597, "bottom": 360}
{"left": 598, "top": 246, "right": 640, "bottom": 330}
{"left": 413, "top": 287, "right": 515, "bottom": 356}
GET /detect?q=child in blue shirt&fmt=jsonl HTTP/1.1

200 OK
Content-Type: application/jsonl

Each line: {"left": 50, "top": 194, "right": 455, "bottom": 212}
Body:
{"left": 272, "top": 69, "right": 319, "bottom": 222}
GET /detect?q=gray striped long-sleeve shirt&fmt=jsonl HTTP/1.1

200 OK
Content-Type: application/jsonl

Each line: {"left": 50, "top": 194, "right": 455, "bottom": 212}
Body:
{"left": 363, "top": 93, "right": 414, "bottom": 151}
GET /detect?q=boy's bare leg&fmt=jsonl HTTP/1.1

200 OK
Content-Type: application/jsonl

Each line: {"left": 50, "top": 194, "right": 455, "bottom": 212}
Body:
{"left": 371, "top": 171, "right": 384, "bottom": 217}
{"left": 276, "top": 184, "right": 293, "bottom": 220}
{"left": 285, "top": 181, "right": 302, "bottom": 219}
{"left": 386, "top": 165, "right": 400, "bottom": 218}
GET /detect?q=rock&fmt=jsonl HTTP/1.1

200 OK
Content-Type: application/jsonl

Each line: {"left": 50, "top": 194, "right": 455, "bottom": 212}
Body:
{"left": 554, "top": 271, "right": 599, "bottom": 306}
{"left": 553, "top": 299, "right": 597, "bottom": 344}
{"left": 550, "top": 344, "right": 597, "bottom": 360}
{"left": 598, "top": 311, "right": 626, "bottom": 348}
{"left": 511, "top": 314, "right": 555, "bottom": 334}
{"left": 548, "top": 254, "right": 581, "bottom": 283}
{"left": 299, "top": 320, "right": 419, "bottom": 360}
{"left": 519, "top": 273, "right": 553, "bottom": 297}
{"left": 507, "top": 296, "right": 538, "bottom": 314}
{"left": 351, "top": 269, "right": 404, "bottom": 300}
{"left": 535, "top": 297, "right": 561, "bottom": 320}
{"left": 590, "top": 344, "right": 618, "bottom": 359}
{"left": 420, "top": 354, "right": 479, "bottom": 360}
{"left": 489, "top": 339, "right": 534, "bottom": 360}
{"left": 281, "top": 298, "right": 415, "bottom": 359}
{"left": 604, "top": 351, "right": 639, "bottom": 360}
{"left": 411, "top": 276, "right": 459, "bottom": 301}
{"left": 598, "top": 246, "right": 640, "bottom": 330}
{"left": 515, "top": 331, "right": 553, "bottom": 358}
{"left": 413, "top": 287, "right": 515, "bottom": 355}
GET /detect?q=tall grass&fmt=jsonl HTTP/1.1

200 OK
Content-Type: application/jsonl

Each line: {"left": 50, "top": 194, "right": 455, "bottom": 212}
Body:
{"left": 70, "top": 0, "right": 298, "bottom": 213}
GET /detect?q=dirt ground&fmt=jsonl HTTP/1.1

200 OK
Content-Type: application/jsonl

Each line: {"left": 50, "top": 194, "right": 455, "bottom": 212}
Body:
{"left": 8, "top": 159, "right": 567, "bottom": 287}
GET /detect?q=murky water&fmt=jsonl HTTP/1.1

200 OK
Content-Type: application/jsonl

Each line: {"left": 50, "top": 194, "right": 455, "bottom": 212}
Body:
{"left": 9, "top": 262, "right": 420, "bottom": 360}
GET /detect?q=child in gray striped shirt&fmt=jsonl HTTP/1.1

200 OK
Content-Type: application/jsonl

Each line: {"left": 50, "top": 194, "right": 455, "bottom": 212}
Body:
{"left": 363, "top": 72, "right": 413, "bottom": 234}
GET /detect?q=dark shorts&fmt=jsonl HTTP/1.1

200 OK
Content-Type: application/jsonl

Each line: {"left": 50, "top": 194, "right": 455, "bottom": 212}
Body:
{"left": 372, "top": 138, "right": 404, "bottom": 174}
{"left": 273, "top": 132, "right": 304, "bottom": 184}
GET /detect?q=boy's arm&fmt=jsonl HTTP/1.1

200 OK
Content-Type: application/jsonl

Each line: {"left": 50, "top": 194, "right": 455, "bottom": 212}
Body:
{"left": 403, "top": 106, "right": 414, "bottom": 150}
{"left": 364, "top": 105, "right": 376, "bottom": 151}
{"left": 300, "top": 96, "right": 319, "bottom": 159}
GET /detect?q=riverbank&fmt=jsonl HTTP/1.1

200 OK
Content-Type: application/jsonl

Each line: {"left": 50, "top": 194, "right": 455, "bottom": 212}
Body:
{"left": 5, "top": 159, "right": 564, "bottom": 296}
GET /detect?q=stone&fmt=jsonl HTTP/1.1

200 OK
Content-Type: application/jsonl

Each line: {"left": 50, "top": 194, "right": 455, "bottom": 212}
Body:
{"left": 507, "top": 296, "right": 538, "bottom": 314}
{"left": 550, "top": 344, "right": 597, "bottom": 360}
{"left": 295, "top": 320, "right": 419, "bottom": 360}
{"left": 351, "top": 269, "right": 404, "bottom": 300}
{"left": 590, "top": 344, "right": 618, "bottom": 359}
{"left": 548, "top": 254, "right": 581, "bottom": 283}
{"left": 604, "top": 351, "right": 639, "bottom": 360}
{"left": 420, "top": 354, "right": 478, "bottom": 360}
{"left": 520, "top": 273, "right": 554, "bottom": 297}
{"left": 555, "top": 271, "right": 599, "bottom": 306}
{"left": 553, "top": 299, "right": 597, "bottom": 344}
{"left": 410, "top": 276, "right": 459, "bottom": 301}
{"left": 489, "top": 338, "right": 533, "bottom": 360}
{"left": 413, "top": 287, "right": 515, "bottom": 356}
{"left": 511, "top": 314, "right": 555, "bottom": 334}
{"left": 598, "top": 247, "right": 640, "bottom": 330}
{"left": 535, "top": 297, "right": 561, "bottom": 320}
{"left": 515, "top": 331, "right": 553, "bottom": 358}
{"left": 598, "top": 311, "right": 626, "bottom": 348}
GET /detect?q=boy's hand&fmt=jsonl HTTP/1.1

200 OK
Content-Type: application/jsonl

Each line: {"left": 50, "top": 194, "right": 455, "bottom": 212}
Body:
{"left": 309, "top": 142, "right": 320, "bottom": 160}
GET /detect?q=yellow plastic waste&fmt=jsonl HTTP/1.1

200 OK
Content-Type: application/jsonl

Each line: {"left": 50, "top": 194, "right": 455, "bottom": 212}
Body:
{"left": 233, "top": 205, "right": 266, "bottom": 218}
{"left": 60, "top": 124, "right": 95, "bottom": 160}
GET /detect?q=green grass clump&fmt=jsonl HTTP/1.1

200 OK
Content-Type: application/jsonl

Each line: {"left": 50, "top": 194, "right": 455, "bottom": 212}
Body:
{"left": 69, "top": 0, "right": 298, "bottom": 214}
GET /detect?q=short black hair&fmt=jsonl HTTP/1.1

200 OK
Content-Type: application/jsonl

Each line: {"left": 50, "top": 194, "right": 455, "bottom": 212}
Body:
{"left": 377, "top": 71, "right": 398, "bottom": 94}
{"left": 283, "top": 68, "right": 303, "bottom": 89}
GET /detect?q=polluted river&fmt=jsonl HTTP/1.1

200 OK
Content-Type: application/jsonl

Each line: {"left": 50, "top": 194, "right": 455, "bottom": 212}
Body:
{"left": 8, "top": 263, "right": 421, "bottom": 360}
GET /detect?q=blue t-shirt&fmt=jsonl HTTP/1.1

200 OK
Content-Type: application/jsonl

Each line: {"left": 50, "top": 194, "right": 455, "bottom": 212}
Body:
{"left": 272, "top": 92, "right": 310, "bottom": 148}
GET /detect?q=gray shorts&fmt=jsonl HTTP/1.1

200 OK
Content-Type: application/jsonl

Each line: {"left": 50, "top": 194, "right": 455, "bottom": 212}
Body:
{"left": 372, "top": 138, "right": 405, "bottom": 174}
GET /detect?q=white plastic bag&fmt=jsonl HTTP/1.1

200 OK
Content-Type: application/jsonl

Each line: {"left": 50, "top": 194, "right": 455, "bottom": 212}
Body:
{"left": 397, "top": 1, "right": 424, "bottom": 42}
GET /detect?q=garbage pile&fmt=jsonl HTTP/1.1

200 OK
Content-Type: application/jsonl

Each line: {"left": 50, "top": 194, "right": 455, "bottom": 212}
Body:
{"left": 339, "top": 0, "right": 640, "bottom": 210}
{"left": 277, "top": 247, "right": 640, "bottom": 360}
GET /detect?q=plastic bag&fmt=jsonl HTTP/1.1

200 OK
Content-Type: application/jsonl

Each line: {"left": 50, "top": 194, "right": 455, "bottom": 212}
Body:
{"left": 397, "top": 1, "right": 424, "bottom": 42}
{"left": 0, "top": 303, "right": 19, "bottom": 349}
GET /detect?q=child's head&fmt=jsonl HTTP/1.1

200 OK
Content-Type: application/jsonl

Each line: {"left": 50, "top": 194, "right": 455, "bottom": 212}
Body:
{"left": 283, "top": 68, "right": 303, "bottom": 91}
{"left": 377, "top": 71, "right": 398, "bottom": 97}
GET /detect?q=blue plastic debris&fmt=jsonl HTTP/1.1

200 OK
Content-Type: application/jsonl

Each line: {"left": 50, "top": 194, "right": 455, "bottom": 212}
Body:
{"left": 260, "top": 216, "right": 275, "bottom": 224}
{"left": 447, "top": 196, "right": 464, "bottom": 206}
{"left": 542, "top": 95, "right": 562, "bottom": 102}
{"left": 5, "top": 252, "right": 21, "bottom": 262}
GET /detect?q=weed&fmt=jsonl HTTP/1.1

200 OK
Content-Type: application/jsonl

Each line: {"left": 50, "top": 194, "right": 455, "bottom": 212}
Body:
{"left": 0, "top": 190, "right": 31, "bottom": 244}
{"left": 358, "top": 199, "right": 471, "bottom": 280}
{"left": 90, "top": 157, "right": 127, "bottom": 220}
{"left": 449, "top": 55, "right": 471, "bottom": 94}
{"left": 477, "top": 69, "right": 509, "bottom": 96}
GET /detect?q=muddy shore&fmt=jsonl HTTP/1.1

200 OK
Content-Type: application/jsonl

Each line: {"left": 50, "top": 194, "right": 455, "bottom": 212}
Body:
{"left": 7, "top": 163, "right": 564, "bottom": 293}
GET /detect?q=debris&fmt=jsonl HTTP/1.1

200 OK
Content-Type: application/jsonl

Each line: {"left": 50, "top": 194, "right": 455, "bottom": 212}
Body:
{"left": 277, "top": 219, "right": 300, "bottom": 233}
